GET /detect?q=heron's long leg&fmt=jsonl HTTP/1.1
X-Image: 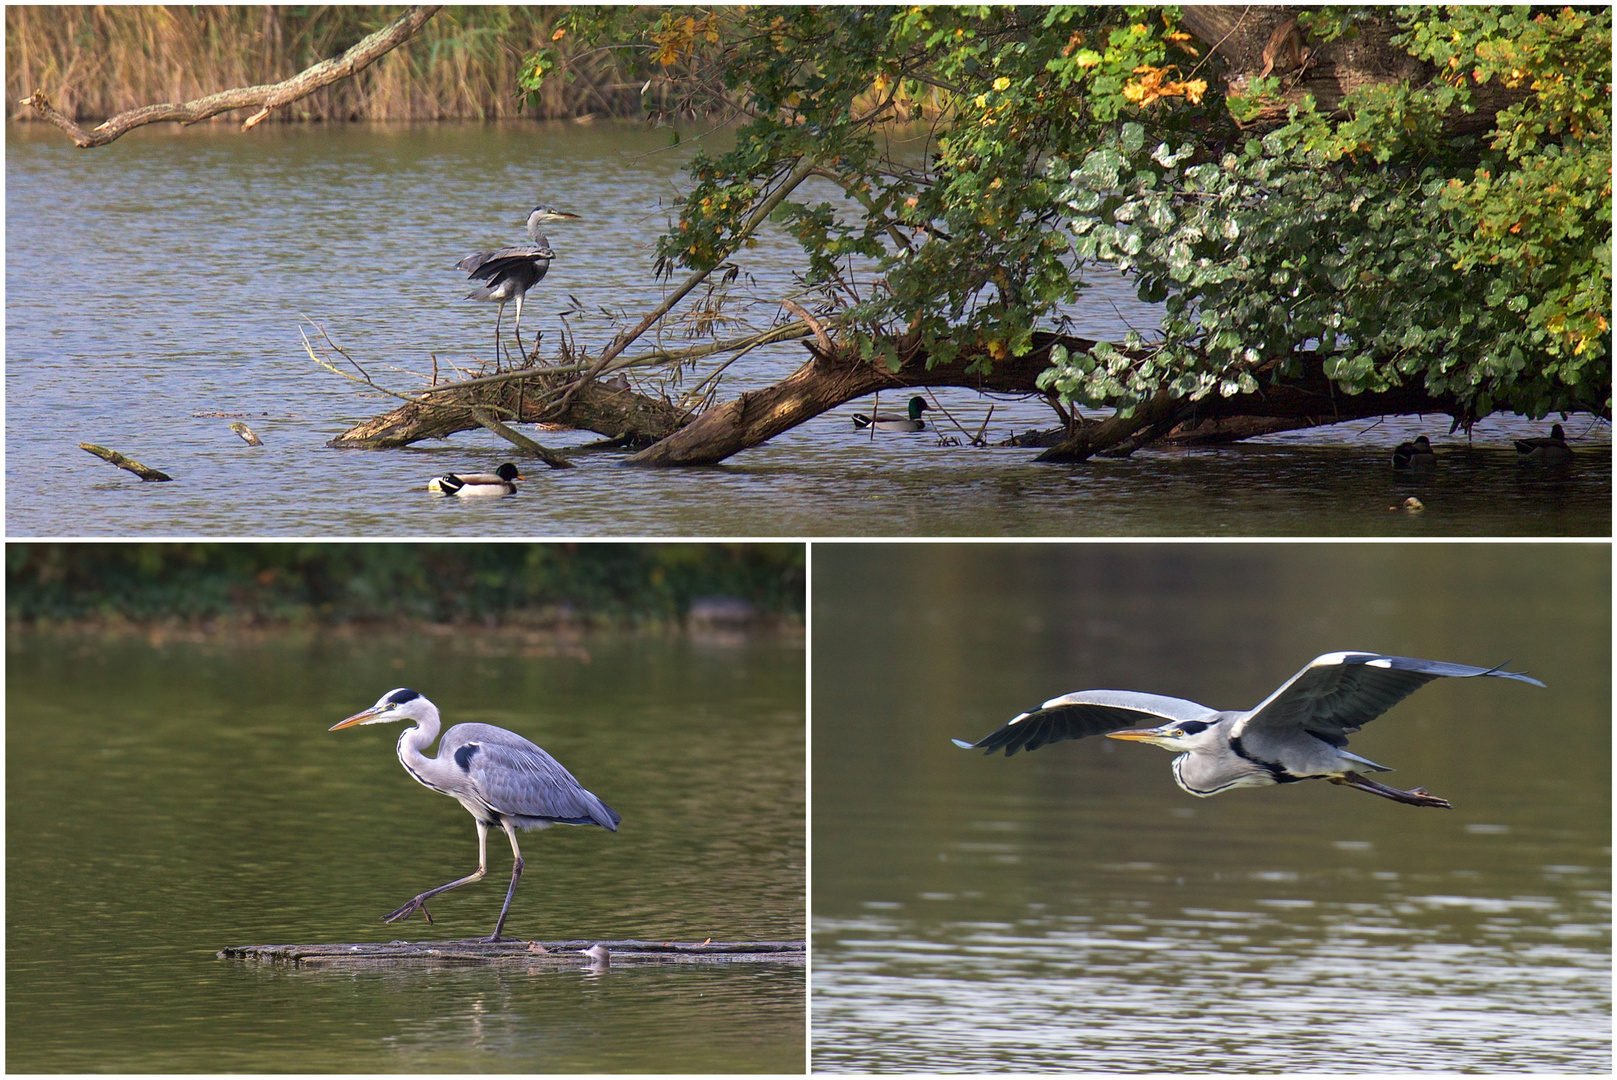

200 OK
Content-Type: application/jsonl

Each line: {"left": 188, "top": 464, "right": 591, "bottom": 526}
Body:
{"left": 512, "top": 293, "right": 526, "bottom": 365}
{"left": 483, "top": 820, "right": 525, "bottom": 944}
{"left": 384, "top": 820, "right": 491, "bottom": 925}
{"left": 492, "top": 303, "right": 505, "bottom": 373}
{"left": 1329, "top": 770, "right": 1452, "bottom": 809}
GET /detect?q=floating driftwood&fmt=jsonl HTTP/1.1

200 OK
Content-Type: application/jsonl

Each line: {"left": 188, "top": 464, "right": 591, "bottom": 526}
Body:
{"left": 229, "top": 421, "right": 264, "bottom": 446}
{"left": 79, "top": 442, "right": 173, "bottom": 481}
{"left": 219, "top": 938, "right": 805, "bottom": 967}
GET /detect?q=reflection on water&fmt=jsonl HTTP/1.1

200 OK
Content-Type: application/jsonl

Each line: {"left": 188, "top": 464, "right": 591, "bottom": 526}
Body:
{"left": 812, "top": 543, "right": 1611, "bottom": 1072}
{"left": 815, "top": 848, "right": 1609, "bottom": 1072}
{"left": 6, "top": 628, "right": 805, "bottom": 1072}
{"left": 7, "top": 121, "right": 1607, "bottom": 536}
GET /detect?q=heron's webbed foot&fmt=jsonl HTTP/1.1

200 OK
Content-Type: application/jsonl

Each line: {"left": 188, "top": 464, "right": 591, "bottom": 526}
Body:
{"left": 384, "top": 896, "right": 435, "bottom": 924}
{"left": 1331, "top": 770, "right": 1453, "bottom": 808}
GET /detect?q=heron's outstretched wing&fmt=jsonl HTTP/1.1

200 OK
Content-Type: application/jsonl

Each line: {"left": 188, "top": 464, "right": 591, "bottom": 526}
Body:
{"left": 953, "top": 690, "right": 1219, "bottom": 757}
{"left": 1238, "top": 652, "right": 1544, "bottom": 745}
{"left": 447, "top": 724, "right": 620, "bottom": 830}
{"left": 456, "top": 245, "right": 555, "bottom": 278}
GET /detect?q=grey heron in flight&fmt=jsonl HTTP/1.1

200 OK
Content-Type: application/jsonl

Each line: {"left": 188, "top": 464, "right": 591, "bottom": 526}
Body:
{"left": 457, "top": 204, "right": 580, "bottom": 368}
{"left": 331, "top": 688, "right": 620, "bottom": 942}
{"left": 953, "top": 652, "right": 1544, "bottom": 808}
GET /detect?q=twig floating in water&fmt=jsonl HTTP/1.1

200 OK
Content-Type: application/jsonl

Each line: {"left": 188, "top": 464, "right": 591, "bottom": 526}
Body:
{"left": 79, "top": 443, "right": 174, "bottom": 481}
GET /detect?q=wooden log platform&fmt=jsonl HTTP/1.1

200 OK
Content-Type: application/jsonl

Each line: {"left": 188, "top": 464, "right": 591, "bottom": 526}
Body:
{"left": 218, "top": 938, "right": 805, "bottom": 967}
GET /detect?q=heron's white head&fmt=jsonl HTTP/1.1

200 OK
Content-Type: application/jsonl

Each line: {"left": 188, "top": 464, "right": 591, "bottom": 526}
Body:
{"left": 330, "top": 687, "right": 438, "bottom": 731}
{"left": 1105, "top": 717, "right": 1227, "bottom": 755}
{"left": 529, "top": 204, "right": 581, "bottom": 225}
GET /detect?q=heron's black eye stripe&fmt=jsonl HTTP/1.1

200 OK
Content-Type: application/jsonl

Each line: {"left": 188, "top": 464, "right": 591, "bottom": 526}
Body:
{"left": 1177, "top": 720, "right": 1209, "bottom": 735}
{"left": 387, "top": 688, "right": 422, "bottom": 704}
{"left": 454, "top": 743, "right": 481, "bottom": 772}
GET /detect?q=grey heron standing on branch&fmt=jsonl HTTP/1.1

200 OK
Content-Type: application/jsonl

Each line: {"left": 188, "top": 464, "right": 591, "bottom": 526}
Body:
{"left": 331, "top": 688, "right": 620, "bottom": 942}
{"left": 953, "top": 652, "right": 1544, "bottom": 808}
{"left": 457, "top": 204, "right": 579, "bottom": 368}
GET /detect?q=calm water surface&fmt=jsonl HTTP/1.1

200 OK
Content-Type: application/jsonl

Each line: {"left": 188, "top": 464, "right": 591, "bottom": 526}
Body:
{"left": 7, "top": 121, "right": 1608, "bottom": 536}
{"left": 7, "top": 628, "right": 805, "bottom": 1072}
{"left": 812, "top": 544, "right": 1610, "bottom": 1072}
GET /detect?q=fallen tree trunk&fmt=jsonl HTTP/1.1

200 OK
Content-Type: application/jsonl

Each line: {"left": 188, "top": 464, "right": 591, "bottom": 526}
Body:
{"left": 1033, "top": 356, "right": 1472, "bottom": 462}
{"left": 625, "top": 334, "right": 1106, "bottom": 466}
{"left": 329, "top": 375, "right": 691, "bottom": 450}
{"left": 627, "top": 332, "right": 1478, "bottom": 466}
{"left": 220, "top": 938, "right": 805, "bottom": 967}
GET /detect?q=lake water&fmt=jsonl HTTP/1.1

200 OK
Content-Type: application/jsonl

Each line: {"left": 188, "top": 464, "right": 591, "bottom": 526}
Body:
{"left": 7, "top": 121, "right": 1608, "bottom": 536}
{"left": 6, "top": 627, "right": 805, "bottom": 1072}
{"left": 812, "top": 543, "right": 1611, "bottom": 1072}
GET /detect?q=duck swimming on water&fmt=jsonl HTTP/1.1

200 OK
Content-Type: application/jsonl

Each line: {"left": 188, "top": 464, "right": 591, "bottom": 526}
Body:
{"left": 428, "top": 463, "right": 522, "bottom": 497}
{"left": 1514, "top": 423, "right": 1572, "bottom": 465}
{"left": 1391, "top": 435, "right": 1436, "bottom": 470}
{"left": 853, "top": 395, "right": 930, "bottom": 432}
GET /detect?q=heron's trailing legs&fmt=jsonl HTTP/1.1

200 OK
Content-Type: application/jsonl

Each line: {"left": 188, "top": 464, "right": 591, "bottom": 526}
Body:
{"left": 380, "top": 818, "right": 529, "bottom": 942}
{"left": 1330, "top": 770, "right": 1452, "bottom": 808}
{"left": 383, "top": 818, "right": 490, "bottom": 926}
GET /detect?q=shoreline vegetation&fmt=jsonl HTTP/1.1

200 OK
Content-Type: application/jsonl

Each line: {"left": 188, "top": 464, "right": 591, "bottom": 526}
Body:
{"left": 6, "top": 542, "right": 805, "bottom": 629}
{"left": 5, "top": 6, "right": 652, "bottom": 124}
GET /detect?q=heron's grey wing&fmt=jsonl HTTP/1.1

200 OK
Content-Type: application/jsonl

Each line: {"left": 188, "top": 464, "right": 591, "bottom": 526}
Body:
{"left": 457, "top": 246, "right": 554, "bottom": 277}
{"left": 953, "top": 690, "right": 1218, "bottom": 757}
{"left": 450, "top": 726, "right": 620, "bottom": 830}
{"left": 1239, "top": 652, "right": 1544, "bottom": 745}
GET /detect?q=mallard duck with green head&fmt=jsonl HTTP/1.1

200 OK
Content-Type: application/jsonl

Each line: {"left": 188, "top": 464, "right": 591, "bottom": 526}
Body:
{"left": 852, "top": 395, "right": 930, "bottom": 432}
{"left": 427, "top": 462, "right": 522, "bottom": 496}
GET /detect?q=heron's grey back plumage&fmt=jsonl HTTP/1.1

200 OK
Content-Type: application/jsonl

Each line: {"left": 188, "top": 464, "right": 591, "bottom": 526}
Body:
{"left": 439, "top": 722, "right": 621, "bottom": 831}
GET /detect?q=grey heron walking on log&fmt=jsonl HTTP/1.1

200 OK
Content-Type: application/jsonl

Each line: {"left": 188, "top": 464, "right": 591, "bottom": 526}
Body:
{"left": 457, "top": 204, "right": 579, "bottom": 368}
{"left": 331, "top": 688, "right": 620, "bottom": 942}
{"left": 953, "top": 652, "right": 1544, "bottom": 808}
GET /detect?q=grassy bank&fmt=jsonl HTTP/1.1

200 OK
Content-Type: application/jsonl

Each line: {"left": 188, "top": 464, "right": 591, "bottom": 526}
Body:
{"left": 6, "top": 542, "right": 804, "bottom": 626}
{"left": 6, "top": 6, "right": 649, "bottom": 123}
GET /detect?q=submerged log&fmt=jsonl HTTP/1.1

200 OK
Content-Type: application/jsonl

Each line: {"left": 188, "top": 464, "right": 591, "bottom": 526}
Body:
{"left": 219, "top": 938, "right": 805, "bottom": 967}
{"left": 1033, "top": 359, "right": 1469, "bottom": 462}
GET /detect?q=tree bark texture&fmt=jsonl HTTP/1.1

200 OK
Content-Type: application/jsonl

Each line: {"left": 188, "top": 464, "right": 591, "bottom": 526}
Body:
{"left": 328, "top": 374, "right": 691, "bottom": 451}
{"left": 1177, "top": 5, "right": 1527, "bottom": 137}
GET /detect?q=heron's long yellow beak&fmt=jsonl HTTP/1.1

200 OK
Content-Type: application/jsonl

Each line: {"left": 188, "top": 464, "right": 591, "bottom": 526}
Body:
{"left": 1105, "top": 727, "right": 1170, "bottom": 742}
{"left": 330, "top": 707, "right": 383, "bottom": 731}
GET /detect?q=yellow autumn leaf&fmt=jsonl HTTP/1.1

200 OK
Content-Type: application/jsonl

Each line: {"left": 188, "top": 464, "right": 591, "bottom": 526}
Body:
{"left": 992, "top": 76, "right": 1011, "bottom": 91}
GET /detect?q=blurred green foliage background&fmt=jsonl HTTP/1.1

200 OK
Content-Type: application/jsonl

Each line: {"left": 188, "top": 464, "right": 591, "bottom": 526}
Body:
{"left": 6, "top": 542, "right": 803, "bottom": 624}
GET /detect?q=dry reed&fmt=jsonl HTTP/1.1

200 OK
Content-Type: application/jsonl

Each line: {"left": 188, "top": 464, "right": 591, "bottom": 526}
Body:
{"left": 5, "top": 5, "right": 653, "bottom": 122}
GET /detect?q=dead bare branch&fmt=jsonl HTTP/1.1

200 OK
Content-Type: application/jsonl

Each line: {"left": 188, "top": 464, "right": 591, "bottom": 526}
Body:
{"left": 19, "top": 6, "right": 441, "bottom": 147}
